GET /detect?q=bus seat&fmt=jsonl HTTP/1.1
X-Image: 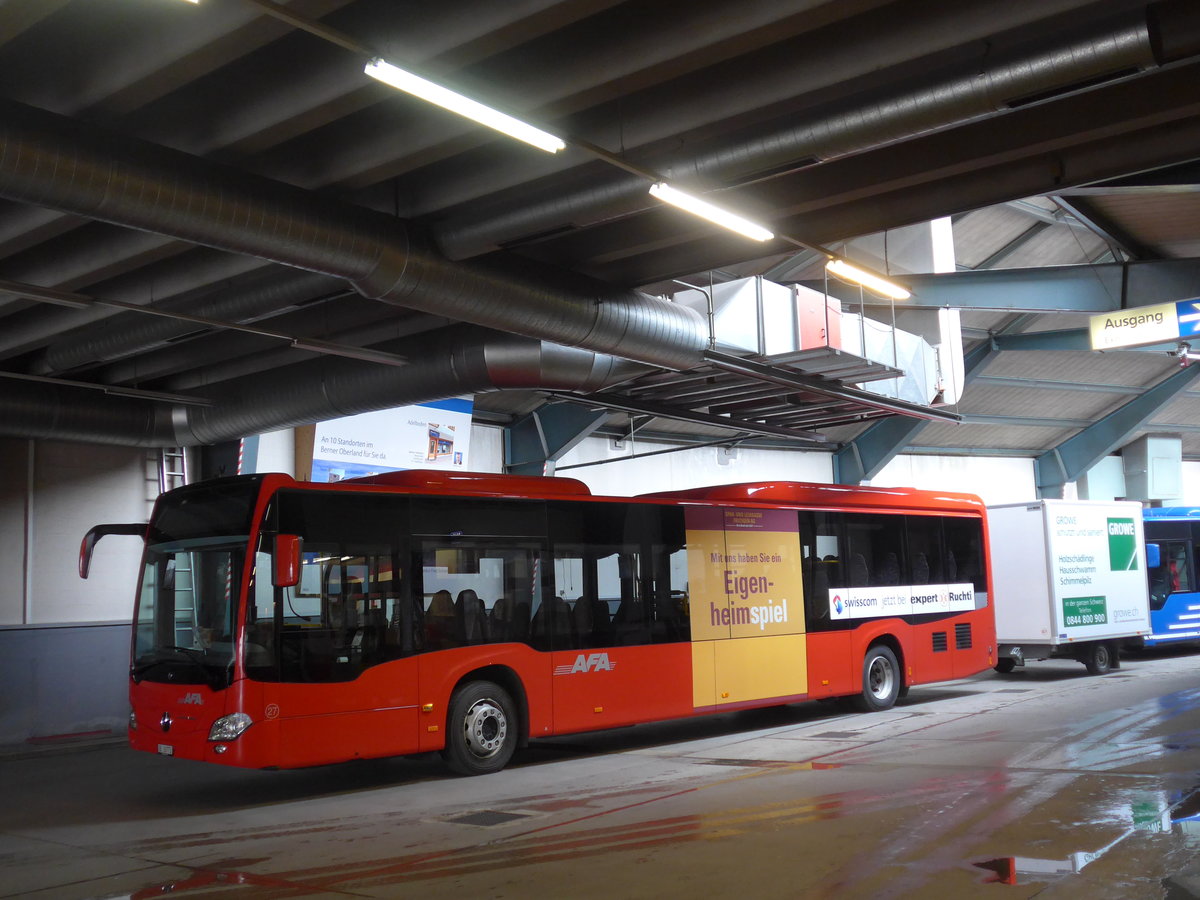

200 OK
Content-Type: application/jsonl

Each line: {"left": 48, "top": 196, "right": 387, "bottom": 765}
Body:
{"left": 532, "top": 596, "right": 575, "bottom": 648}
{"left": 511, "top": 600, "right": 531, "bottom": 642}
{"left": 571, "top": 595, "right": 592, "bottom": 644}
{"left": 490, "top": 596, "right": 512, "bottom": 641}
{"left": 879, "top": 552, "right": 900, "bottom": 585}
{"left": 490, "top": 597, "right": 531, "bottom": 642}
{"left": 573, "top": 596, "right": 612, "bottom": 647}
{"left": 811, "top": 565, "right": 830, "bottom": 618}
{"left": 911, "top": 552, "right": 930, "bottom": 584}
{"left": 850, "top": 553, "right": 869, "bottom": 587}
{"left": 944, "top": 550, "right": 958, "bottom": 581}
{"left": 456, "top": 589, "right": 488, "bottom": 643}
{"left": 426, "top": 589, "right": 457, "bottom": 648}
{"left": 612, "top": 597, "right": 649, "bottom": 645}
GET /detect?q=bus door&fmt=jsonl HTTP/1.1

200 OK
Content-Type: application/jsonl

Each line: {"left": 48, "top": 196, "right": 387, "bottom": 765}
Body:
{"left": 1145, "top": 533, "right": 1198, "bottom": 641}
{"left": 409, "top": 496, "right": 554, "bottom": 746}
{"left": 548, "top": 502, "right": 692, "bottom": 733}
{"left": 261, "top": 491, "right": 421, "bottom": 767}
{"left": 798, "top": 511, "right": 855, "bottom": 697}
{"left": 413, "top": 533, "right": 552, "bottom": 742}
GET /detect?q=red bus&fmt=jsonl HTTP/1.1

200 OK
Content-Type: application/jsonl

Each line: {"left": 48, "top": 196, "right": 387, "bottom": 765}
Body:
{"left": 81, "top": 471, "right": 996, "bottom": 775}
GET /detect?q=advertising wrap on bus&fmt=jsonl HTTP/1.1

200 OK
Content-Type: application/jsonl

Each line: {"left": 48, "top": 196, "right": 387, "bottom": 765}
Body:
{"left": 830, "top": 583, "right": 976, "bottom": 620}
{"left": 686, "top": 506, "right": 807, "bottom": 709}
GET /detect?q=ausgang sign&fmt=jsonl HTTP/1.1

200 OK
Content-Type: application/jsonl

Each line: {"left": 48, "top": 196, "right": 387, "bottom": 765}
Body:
{"left": 1089, "top": 300, "right": 1200, "bottom": 350}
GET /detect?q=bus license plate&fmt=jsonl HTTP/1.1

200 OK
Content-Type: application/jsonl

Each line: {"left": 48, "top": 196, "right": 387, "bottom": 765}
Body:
{"left": 157, "top": 744, "right": 174, "bottom": 756}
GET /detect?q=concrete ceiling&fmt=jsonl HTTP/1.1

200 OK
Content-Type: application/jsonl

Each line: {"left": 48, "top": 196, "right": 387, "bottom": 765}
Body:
{"left": 0, "top": 0, "right": 1199, "bottom": 485}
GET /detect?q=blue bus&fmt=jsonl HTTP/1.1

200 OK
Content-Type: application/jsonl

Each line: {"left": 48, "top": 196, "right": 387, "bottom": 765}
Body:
{"left": 1141, "top": 508, "right": 1200, "bottom": 647}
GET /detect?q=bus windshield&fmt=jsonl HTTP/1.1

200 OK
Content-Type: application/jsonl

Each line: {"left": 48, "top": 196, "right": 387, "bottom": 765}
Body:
{"left": 131, "top": 479, "right": 260, "bottom": 688}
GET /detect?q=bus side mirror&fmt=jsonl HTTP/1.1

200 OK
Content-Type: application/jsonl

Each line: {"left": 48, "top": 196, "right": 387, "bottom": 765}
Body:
{"left": 273, "top": 534, "right": 302, "bottom": 587}
{"left": 79, "top": 523, "right": 146, "bottom": 579}
{"left": 1146, "top": 543, "right": 1160, "bottom": 569}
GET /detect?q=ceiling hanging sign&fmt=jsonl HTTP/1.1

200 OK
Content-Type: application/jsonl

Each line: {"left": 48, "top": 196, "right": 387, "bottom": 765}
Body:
{"left": 310, "top": 398, "right": 473, "bottom": 482}
{"left": 1088, "top": 300, "right": 1192, "bottom": 350}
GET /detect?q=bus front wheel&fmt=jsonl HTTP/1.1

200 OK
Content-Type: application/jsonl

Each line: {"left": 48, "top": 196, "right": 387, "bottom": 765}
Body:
{"left": 443, "top": 680, "right": 517, "bottom": 775}
{"left": 854, "top": 645, "right": 901, "bottom": 712}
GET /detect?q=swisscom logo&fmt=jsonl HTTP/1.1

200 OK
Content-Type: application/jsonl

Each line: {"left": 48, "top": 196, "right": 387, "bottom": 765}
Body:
{"left": 1107, "top": 517, "right": 1138, "bottom": 571}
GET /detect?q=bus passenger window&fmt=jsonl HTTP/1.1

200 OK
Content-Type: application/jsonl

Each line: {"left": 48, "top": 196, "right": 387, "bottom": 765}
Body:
{"left": 418, "top": 536, "right": 543, "bottom": 648}
{"left": 1149, "top": 541, "right": 1189, "bottom": 610}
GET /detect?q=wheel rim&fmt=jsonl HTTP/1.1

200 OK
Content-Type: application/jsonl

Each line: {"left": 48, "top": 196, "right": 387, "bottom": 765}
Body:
{"left": 462, "top": 698, "right": 508, "bottom": 759}
{"left": 867, "top": 654, "right": 894, "bottom": 700}
{"left": 1096, "top": 645, "right": 1110, "bottom": 667}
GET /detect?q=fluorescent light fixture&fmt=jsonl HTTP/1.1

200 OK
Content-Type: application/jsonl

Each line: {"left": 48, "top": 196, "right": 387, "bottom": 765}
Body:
{"left": 648, "top": 182, "right": 774, "bottom": 242}
{"left": 826, "top": 258, "right": 912, "bottom": 301}
{"left": 364, "top": 58, "right": 565, "bottom": 154}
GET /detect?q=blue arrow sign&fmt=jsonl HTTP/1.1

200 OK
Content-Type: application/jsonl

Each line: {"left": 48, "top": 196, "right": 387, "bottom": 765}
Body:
{"left": 1178, "top": 300, "right": 1200, "bottom": 336}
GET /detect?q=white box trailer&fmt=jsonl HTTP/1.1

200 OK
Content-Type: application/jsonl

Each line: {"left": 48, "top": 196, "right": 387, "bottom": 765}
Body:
{"left": 987, "top": 499, "right": 1150, "bottom": 675}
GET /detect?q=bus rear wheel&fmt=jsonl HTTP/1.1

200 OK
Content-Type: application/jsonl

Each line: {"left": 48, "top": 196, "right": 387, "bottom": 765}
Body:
{"left": 443, "top": 680, "right": 517, "bottom": 775}
{"left": 854, "top": 645, "right": 900, "bottom": 712}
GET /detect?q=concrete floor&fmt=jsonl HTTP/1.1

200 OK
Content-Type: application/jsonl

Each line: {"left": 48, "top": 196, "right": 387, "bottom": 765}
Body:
{"left": 4, "top": 651, "right": 1200, "bottom": 899}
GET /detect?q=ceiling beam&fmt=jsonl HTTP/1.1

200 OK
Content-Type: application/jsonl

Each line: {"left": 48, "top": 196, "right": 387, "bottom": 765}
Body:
{"left": 1051, "top": 196, "right": 1153, "bottom": 261}
{"left": 504, "top": 402, "right": 610, "bottom": 476}
{"left": 970, "top": 374, "right": 1145, "bottom": 395}
{"left": 1056, "top": 160, "right": 1200, "bottom": 195}
{"left": 1034, "top": 364, "right": 1200, "bottom": 498}
{"left": 805, "top": 258, "right": 1200, "bottom": 313}
{"left": 833, "top": 338, "right": 995, "bottom": 484}
{"left": 989, "top": 330, "right": 1093, "bottom": 351}
{"left": 970, "top": 221, "right": 1052, "bottom": 271}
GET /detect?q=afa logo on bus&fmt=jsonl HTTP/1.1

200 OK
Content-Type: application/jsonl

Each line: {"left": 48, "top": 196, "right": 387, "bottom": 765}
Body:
{"left": 554, "top": 653, "right": 616, "bottom": 675}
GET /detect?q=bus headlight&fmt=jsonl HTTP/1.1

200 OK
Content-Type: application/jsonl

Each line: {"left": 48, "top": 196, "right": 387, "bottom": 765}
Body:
{"left": 129, "top": 710, "right": 137, "bottom": 731}
{"left": 208, "top": 712, "right": 253, "bottom": 742}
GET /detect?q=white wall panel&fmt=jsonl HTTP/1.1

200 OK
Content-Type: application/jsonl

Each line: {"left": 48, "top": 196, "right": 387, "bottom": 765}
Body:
{"left": 30, "top": 442, "right": 150, "bottom": 624}
{"left": 871, "top": 454, "right": 1036, "bottom": 504}
{"left": 469, "top": 424, "right": 504, "bottom": 473}
{"left": 0, "top": 440, "right": 31, "bottom": 625}
{"left": 557, "top": 437, "right": 833, "bottom": 496}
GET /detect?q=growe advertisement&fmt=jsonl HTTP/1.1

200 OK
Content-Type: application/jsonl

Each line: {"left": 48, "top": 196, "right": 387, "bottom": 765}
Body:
{"left": 309, "top": 399, "right": 473, "bottom": 482}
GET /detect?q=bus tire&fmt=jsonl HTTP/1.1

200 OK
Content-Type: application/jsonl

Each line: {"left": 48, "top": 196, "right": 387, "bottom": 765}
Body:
{"left": 854, "top": 645, "right": 900, "bottom": 712}
{"left": 994, "top": 658, "right": 1016, "bottom": 674}
{"left": 1083, "top": 642, "right": 1113, "bottom": 676}
{"left": 443, "top": 680, "right": 517, "bottom": 775}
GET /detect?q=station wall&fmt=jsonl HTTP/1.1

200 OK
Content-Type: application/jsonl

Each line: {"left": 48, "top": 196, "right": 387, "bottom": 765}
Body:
{"left": 3, "top": 430, "right": 1200, "bottom": 747}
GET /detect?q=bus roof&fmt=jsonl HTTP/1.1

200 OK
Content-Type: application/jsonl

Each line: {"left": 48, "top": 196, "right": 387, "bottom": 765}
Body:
{"left": 639, "top": 481, "right": 985, "bottom": 513}
{"left": 251, "top": 470, "right": 984, "bottom": 513}
{"left": 1142, "top": 507, "right": 1200, "bottom": 520}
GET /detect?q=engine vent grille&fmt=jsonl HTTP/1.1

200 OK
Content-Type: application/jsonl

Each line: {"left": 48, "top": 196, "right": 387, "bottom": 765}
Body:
{"left": 956, "top": 622, "right": 973, "bottom": 649}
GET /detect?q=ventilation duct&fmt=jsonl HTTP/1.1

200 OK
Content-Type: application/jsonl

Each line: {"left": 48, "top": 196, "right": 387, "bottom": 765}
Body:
{"left": 0, "top": 100, "right": 706, "bottom": 374}
{"left": 0, "top": 327, "right": 645, "bottom": 447}
{"left": 434, "top": 7, "right": 1183, "bottom": 259}
{"left": 32, "top": 269, "right": 347, "bottom": 375}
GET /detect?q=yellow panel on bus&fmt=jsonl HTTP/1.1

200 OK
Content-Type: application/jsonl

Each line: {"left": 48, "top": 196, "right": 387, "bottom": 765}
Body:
{"left": 685, "top": 505, "right": 809, "bottom": 708}
{"left": 691, "top": 634, "right": 808, "bottom": 708}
